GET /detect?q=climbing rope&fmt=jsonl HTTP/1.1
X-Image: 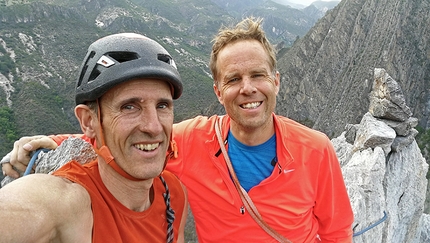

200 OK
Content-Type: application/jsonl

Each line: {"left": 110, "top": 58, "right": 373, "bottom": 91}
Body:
{"left": 160, "top": 175, "right": 175, "bottom": 243}
{"left": 353, "top": 211, "right": 388, "bottom": 237}
{"left": 24, "top": 148, "right": 50, "bottom": 176}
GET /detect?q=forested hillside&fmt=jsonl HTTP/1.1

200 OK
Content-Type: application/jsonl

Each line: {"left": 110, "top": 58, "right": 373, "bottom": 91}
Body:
{"left": 0, "top": 0, "right": 331, "bottom": 156}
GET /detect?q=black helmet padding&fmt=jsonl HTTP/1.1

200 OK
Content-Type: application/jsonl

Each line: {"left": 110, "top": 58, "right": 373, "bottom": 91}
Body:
{"left": 75, "top": 33, "right": 183, "bottom": 104}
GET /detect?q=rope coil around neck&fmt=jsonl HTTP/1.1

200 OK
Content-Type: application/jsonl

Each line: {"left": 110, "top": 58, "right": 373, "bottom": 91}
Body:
{"left": 160, "top": 175, "right": 175, "bottom": 243}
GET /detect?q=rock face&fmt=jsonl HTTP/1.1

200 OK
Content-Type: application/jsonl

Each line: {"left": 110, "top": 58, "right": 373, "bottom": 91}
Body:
{"left": 1, "top": 137, "right": 96, "bottom": 187}
{"left": 274, "top": 0, "right": 430, "bottom": 138}
{"left": 332, "top": 68, "right": 429, "bottom": 242}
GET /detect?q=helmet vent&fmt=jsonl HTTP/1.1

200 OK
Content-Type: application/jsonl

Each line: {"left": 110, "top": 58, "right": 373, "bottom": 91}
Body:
{"left": 158, "top": 54, "right": 177, "bottom": 69}
{"left": 88, "top": 68, "right": 101, "bottom": 82}
{"left": 87, "top": 52, "right": 139, "bottom": 82}
{"left": 108, "top": 52, "right": 139, "bottom": 63}
{"left": 77, "top": 51, "right": 96, "bottom": 88}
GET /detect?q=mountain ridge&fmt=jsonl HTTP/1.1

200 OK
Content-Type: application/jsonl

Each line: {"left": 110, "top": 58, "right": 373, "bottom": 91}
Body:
{"left": 0, "top": 0, "right": 334, "bottom": 155}
{"left": 273, "top": 0, "right": 429, "bottom": 137}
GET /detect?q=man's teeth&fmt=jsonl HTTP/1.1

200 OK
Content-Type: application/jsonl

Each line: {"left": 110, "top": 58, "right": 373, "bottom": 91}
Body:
{"left": 241, "top": 102, "right": 261, "bottom": 109}
{"left": 134, "top": 143, "right": 159, "bottom": 151}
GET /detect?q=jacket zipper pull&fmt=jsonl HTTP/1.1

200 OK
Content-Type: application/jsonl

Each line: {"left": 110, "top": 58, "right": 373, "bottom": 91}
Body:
{"left": 240, "top": 206, "right": 245, "bottom": 214}
{"left": 277, "top": 163, "right": 282, "bottom": 174}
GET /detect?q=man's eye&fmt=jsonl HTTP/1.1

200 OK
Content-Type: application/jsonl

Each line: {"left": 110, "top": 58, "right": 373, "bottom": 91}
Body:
{"left": 252, "top": 74, "right": 265, "bottom": 78}
{"left": 158, "top": 103, "right": 169, "bottom": 109}
{"left": 122, "top": 105, "right": 136, "bottom": 111}
{"left": 228, "top": 78, "right": 239, "bottom": 83}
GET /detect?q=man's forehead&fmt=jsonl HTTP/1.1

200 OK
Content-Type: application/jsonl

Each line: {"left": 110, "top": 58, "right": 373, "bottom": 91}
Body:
{"left": 221, "top": 66, "right": 271, "bottom": 77}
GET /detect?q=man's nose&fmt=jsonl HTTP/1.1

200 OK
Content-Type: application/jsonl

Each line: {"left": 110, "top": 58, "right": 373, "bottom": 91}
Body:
{"left": 240, "top": 77, "right": 257, "bottom": 94}
{"left": 139, "top": 108, "right": 163, "bottom": 135}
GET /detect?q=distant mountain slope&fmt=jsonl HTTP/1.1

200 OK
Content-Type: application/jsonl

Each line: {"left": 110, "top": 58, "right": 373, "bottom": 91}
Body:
{"left": 0, "top": 0, "right": 221, "bottom": 153}
{"left": 0, "top": 0, "right": 322, "bottom": 156}
{"left": 210, "top": 0, "right": 338, "bottom": 45}
{"left": 274, "top": 0, "right": 430, "bottom": 137}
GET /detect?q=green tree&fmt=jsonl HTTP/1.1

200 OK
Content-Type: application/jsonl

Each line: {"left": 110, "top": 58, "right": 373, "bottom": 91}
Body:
{"left": 0, "top": 106, "right": 18, "bottom": 156}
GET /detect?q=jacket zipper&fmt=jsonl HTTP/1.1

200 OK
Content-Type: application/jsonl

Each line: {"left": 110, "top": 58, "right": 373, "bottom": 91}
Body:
{"left": 213, "top": 139, "right": 246, "bottom": 215}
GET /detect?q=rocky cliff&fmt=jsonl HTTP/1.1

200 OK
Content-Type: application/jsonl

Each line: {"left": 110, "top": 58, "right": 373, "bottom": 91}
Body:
{"left": 274, "top": 0, "right": 430, "bottom": 138}
{"left": 332, "top": 68, "right": 428, "bottom": 242}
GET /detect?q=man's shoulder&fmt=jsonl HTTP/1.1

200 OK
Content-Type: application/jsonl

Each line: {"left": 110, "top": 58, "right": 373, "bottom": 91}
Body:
{"left": 40, "top": 173, "right": 91, "bottom": 205}
{"left": 173, "top": 115, "right": 219, "bottom": 136}
{"left": 1, "top": 173, "right": 90, "bottom": 217}
{"left": 275, "top": 115, "right": 330, "bottom": 144}
{"left": 4, "top": 173, "right": 84, "bottom": 193}
{"left": 175, "top": 115, "right": 217, "bottom": 126}
{"left": 0, "top": 174, "right": 92, "bottom": 243}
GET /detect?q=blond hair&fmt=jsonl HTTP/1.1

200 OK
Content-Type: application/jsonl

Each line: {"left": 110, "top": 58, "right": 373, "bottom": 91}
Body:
{"left": 209, "top": 17, "right": 277, "bottom": 84}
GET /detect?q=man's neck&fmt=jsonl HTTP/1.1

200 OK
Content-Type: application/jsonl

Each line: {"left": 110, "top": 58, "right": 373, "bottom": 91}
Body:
{"left": 230, "top": 119, "right": 275, "bottom": 146}
{"left": 98, "top": 158, "right": 154, "bottom": 212}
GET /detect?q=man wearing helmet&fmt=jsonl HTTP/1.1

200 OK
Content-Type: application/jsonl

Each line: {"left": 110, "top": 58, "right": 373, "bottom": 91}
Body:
{"left": 0, "top": 33, "right": 188, "bottom": 243}
{"left": 2, "top": 18, "right": 353, "bottom": 242}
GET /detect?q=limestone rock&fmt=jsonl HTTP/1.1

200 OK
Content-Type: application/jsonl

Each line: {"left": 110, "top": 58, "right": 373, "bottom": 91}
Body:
{"left": 382, "top": 117, "right": 419, "bottom": 136}
{"left": 391, "top": 129, "right": 419, "bottom": 152}
{"left": 35, "top": 137, "right": 96, "bottom": 174}
{"left": 344, "top": 123, "right": 360, "bottom": 145}
{"left": 353, "top": 112, "right": 396, "bottom": 155}
{"left": 1, "top": 137, "right": 96, "bottom": 187}
{"left": 369, "top": 68, "right": 413, "bottom": 122}
{"left": 419, "top": 214, "right": 430, "bottom": 242}
{"left": 332, "top": 68, "right": 429, "bottom": 242}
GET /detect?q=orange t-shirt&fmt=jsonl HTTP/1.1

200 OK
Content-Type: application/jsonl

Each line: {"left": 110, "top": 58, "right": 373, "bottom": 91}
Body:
{"left": 53, "top": 160, "right": 185, "bottom": 243}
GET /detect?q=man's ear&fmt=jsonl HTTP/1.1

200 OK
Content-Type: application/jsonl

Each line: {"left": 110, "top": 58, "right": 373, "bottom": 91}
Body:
{"left": 213, "top": 83, "right": 224, "bottom": 106}
{"left": 274, "top": 71, "right": 280, "bottom": 95}
{"left": 75, "top": 104, "right": 97, "bottom": 138}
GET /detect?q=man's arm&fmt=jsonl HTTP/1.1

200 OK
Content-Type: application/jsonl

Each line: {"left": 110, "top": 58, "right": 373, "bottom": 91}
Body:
{"left": 0, "top": 173, "right": 93, "bottom": 242}
{"left": 2, "top": 134, "right": 88, "bottom": 178}
{"left": 315, "top": 138, "right": 354, "bottom": 242}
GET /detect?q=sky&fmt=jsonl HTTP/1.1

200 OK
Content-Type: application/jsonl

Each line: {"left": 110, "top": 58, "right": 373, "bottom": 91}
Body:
{"left": 287, "top": 0, "right": 337, "bottom": 7}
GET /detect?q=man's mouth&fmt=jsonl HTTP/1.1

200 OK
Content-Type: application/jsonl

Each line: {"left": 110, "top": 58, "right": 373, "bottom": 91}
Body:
{"left": 134, "top": 143, "right": 159, "bottom": 151}
{"left": 240, "top": 102, "right": 262, "bottom": 109}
